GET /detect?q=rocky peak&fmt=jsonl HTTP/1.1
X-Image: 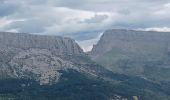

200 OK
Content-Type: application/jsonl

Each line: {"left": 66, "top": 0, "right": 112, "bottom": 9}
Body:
{"left": 0, "top": 32, "right": 87, "bottom": 84}
{"left": 90, "top": 29, "right": 170, "bottom": 82}
{"left": 0, "top": 32, "right": 83, "bottom": 55}
{"left": 91, "top": 29, "right": 170, "bottom": 59}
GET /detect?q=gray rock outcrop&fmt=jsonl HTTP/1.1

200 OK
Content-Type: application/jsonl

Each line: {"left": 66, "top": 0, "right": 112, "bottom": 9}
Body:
{"left": 0, "top": 32, "right": 104, "bottom": 85}
{"left": 90, "top": 29, "right": 170, "bottom": 82}
{"left": 0, "top": 32, "right": 83, "bottom": 55}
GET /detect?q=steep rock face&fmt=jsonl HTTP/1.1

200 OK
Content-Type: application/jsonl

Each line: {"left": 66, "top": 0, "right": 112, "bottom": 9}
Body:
{"left": 90, "top": 29, "right": 170, "bottom": 82}
{"left": 0, "top": 32, "right": 103, "bottom": 84}
{"left": 0, "top": 32, "right": 83, "bottom": 55}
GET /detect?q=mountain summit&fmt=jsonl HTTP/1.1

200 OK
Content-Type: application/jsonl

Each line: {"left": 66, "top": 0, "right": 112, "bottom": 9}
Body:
{"left": 90, "top": 29, "right": 170, "bottom": 82}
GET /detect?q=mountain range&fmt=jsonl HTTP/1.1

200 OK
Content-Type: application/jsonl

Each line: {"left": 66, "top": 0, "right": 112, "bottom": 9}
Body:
{"left": 0, "top": 30, "right": 170, "bottom": 100}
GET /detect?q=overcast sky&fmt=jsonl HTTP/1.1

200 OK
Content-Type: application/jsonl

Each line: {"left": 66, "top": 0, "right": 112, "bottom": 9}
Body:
{"left": 1, "top": 0, "right": 170, "bottom": 51}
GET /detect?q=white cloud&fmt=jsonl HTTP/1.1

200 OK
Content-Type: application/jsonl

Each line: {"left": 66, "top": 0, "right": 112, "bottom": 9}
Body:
{"left": 138, "top": 27, "right": 170, "bottom": 32}
{"left": 0, "top": 18, "right": 11, "bottom": 29}
{"left": 153, "top": 3, "right": 170, "bottom": 15}
{"left": 78, "top": 32, "right": 103, "bottom": 52}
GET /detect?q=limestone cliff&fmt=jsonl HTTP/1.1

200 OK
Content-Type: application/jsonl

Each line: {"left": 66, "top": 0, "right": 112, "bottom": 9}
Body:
{"left": 0, "top": 32, "right": 103, "bottom": 84}
{"left": 0, "top": 32, "right": 83, "bottom": 55}
{"left": 90, "top": 29, "right": 170, "bottom": 82}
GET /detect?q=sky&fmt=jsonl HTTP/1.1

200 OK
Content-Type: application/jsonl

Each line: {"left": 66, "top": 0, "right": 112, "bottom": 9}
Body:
{"left": 1, "top": 0, "right": 170, "bottom": 51}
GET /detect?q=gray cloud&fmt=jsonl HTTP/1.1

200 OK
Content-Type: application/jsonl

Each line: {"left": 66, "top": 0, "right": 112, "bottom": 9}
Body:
{"left": 5, "top": 20, "right": 46, "bottom": 33}
{"left": 0, "top": 1, "right": 18, "bottom": 17}
{"left": 83, "top": 14, "right": 108, "bottom": 24}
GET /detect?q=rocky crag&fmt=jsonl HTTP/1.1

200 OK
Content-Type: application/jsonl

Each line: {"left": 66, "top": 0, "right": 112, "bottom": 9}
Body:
{"left": 0, "top": 32, "right": 103, "bottom": 85}
{"left": 90, "top": 29, "right": 170, "bottom": 82}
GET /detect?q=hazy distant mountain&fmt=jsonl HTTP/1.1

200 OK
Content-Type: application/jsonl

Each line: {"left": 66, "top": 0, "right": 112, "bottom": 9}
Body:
{"left": 90, "top": 29, "right": 170, "bottom": 82}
